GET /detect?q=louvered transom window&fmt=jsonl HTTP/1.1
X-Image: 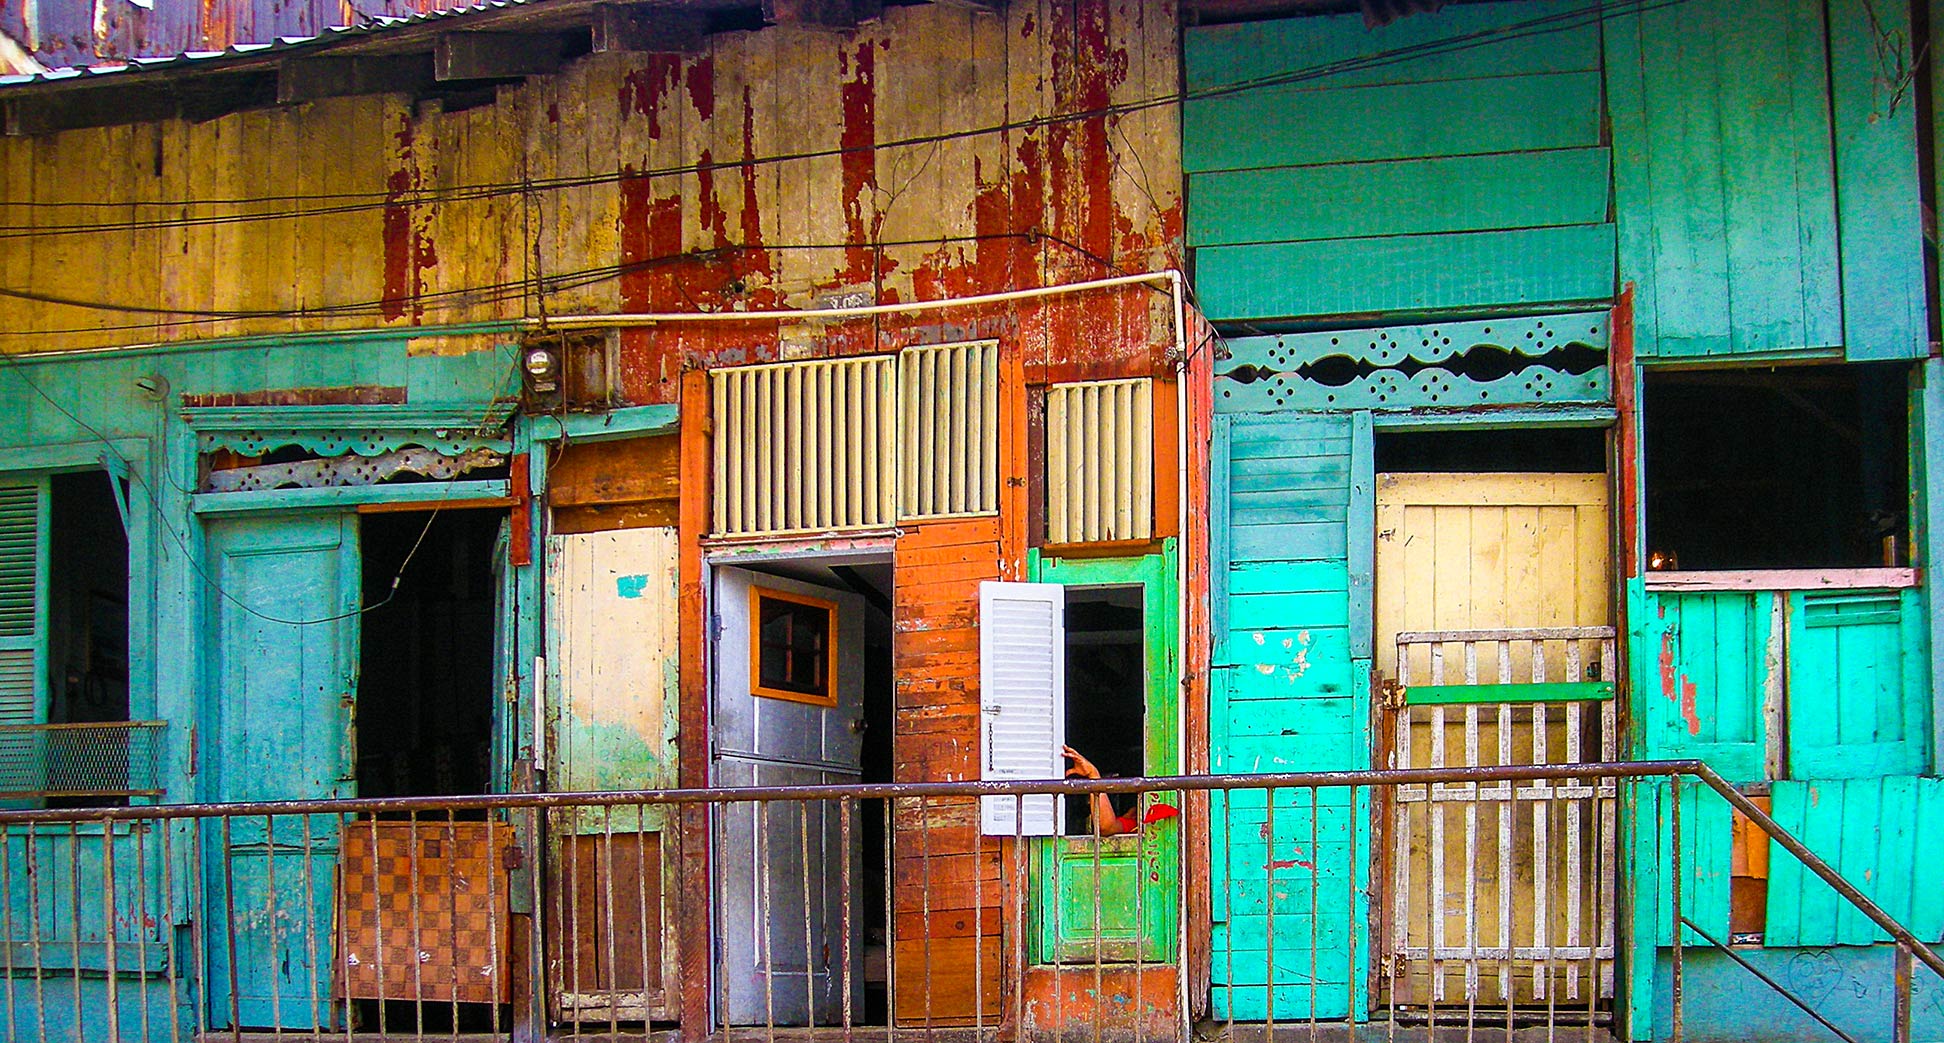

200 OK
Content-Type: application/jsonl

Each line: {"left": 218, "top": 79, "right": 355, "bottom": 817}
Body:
{"left": 899, "top": 342, "right": 999, "bottom": 520}
{"left": 708, "top": 342, "right": 1000, "bottom": 538}
{"left": 979, "top": 581, "right": 1065, "bottom": 837}
{"left": 1046, "top": 378, "right": 1154, "bottom": 545}
{"left": 711, "top": 356, "right": 898, "bottom": 537}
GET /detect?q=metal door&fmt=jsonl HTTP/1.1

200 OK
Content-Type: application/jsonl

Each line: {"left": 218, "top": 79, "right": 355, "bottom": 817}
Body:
{"left": 711, "top": 564, "right": 866, "bottom": 1026}
{"left": 1373, "top": 473, "right": 1617, "bottom": 1011}
{"left": 202, "top": 513, "right": 358, "bottom": 1029}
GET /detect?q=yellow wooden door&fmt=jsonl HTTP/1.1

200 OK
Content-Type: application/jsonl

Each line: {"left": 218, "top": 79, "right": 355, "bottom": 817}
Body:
{"left": 1373, "top": 473, "right": 1616, "bottom": 1011}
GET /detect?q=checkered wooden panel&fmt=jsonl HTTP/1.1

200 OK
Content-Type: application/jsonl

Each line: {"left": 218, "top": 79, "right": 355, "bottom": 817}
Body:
{"left": 337, "top": 819, "right": 513, "bottom": 1004}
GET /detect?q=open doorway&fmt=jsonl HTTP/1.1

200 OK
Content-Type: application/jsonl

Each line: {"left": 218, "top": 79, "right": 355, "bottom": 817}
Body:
{"left": 343, "top": 508, "right": 505, "bottom": 1033}
{"left": 356, "top": 509, "right": 499, "bottom": 799}
{"left": 709, "top": 551, "right": 895, "bottom": 1027}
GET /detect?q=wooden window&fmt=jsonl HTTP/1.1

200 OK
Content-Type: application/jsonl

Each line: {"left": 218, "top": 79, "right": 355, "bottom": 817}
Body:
{"left": 749, "top": 586, "right": 838, "bottom": 706}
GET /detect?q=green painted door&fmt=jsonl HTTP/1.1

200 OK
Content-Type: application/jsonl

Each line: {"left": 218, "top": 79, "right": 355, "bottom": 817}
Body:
{"left": 202, "top": 512, "right": 359, "bottom": 1030}
{"left": 1029, "top": 547, "right": 1179, "bottom": 964}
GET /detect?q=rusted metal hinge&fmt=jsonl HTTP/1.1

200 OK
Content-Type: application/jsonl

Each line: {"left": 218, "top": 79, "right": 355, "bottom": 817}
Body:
{"left": 1380, "top": 678, "right": 1408, "bottom": 710}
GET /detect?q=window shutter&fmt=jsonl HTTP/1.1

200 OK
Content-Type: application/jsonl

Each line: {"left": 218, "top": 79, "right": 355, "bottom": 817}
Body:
{"left": 979, "top": 581, "right": 1065, "bottom": 836}
{"left": 0, "top": 483, "right": 46, "bottom": 795}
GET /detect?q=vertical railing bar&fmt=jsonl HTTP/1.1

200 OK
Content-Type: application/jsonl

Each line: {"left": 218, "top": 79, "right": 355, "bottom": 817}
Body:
{"left": 338, "top": 813, "right": 353, "bottom": 1043}
{"left": 1133, "top": 786, "right": 1148, "bottom": 1043}
{"left": 485, "top": 815, "right": 505, "bottom": 1042}
{"left": 104, "top": 818, "right": 124, "bottom": 1043}
{"left": 301, "top": 814, "right": 319, "bottom": 1039}
{"left": 1223, "top": 790, "right": 1234, "bottom": 1034}
{"left": 1544, "top": 793, "right": 1556, "bottom": 1043}
{"left": 27, "top": 824, "right": 47, "bottom": 1043}
{"left": 408, "top": 816, "right": 425, "bottom": 1040}
{"left": 1430, "top": 704, "right": 1446, "bottom": 1007}
{"left": 1892, "top": 942, "right": 1914, "bottom": 1043}
{"left": 1670, "top": 774, "right": 1684, "bottom": 1043}
{"left": 1092, "top": 800, "right": 1104, "bottom": 1043}
{"left": 0, "top": 823, "right": 15, "bottom": 1043}
{"left": 1013, "top": 795, "right": 1028, "bottom": 1043}
{"left": 221, "top": 816, "right": 241, "bottom": 1042}
{"left": 761, "top": 800, "right": 777, "bottom": 1043}
{"left": 1599, "top": 702, "right": 1619, "bottom": 1002}
{"left": 1393, "top": 704, "right": 1410, "bottom": 1018}
{"left": 1462, "top": 704, "right": 1479, "bottom": 1021}
{"left": 973, "top": 806, "right": 984, "bottom": 1043}
{"left": 369, "top": 815, "right": 388, "bottom": 1041}
{"left": 886, "top": 798, "right": 898, "bottom": 1043}
{"left": 1308, "top": 785, "right": 1319, "bottom": 1043}
{"left": 840, "top": 796, "right": 856, "bottom": 1043}
{"left": 162, "top": 820, "right": 183, "bottom": 1043}
{"left": 632, "top": 807, "right": 654, "bottom": 1034}
{"left": 1564, "top": 704, "right": 1584, "bottom": 1006}
{"left": 1497, "top": 704, "right": 1512, "bottom": 1015}
{"left": 70, "top": 822, "right": 85, "bottom": 1042}
{"left": 191, "top": 818, "right": 210, "bottom": 1043}
{"left": 800, "top": 799, "right": 816, "bottom": 1034}
{"left": 1265, "top": 785, "right": 1276, "bottom": 1037}
{"left": 604, "top": 806, "right": 621, "bottom": 1043}
{"left": 445, "top": 811, "right": 460, "bottom": 1042}
{"left": 919, "top": 793, "right": 934, "bottom": 1043}
{"left": 1346, "top": 785, "right": 1359, "bottom": 1036}
{"left": 130, "top": 821, "right": 151, "bottom": 1043}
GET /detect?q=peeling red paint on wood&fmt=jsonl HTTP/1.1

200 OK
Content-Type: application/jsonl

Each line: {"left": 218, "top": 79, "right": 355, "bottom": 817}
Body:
{"left": 381, "top": 113, "right": 437, "bottom": 324}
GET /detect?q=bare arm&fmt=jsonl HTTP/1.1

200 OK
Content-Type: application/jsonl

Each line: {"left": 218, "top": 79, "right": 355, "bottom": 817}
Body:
{"left": 1063, "top": 745, "right": 1127, "bottom": 837}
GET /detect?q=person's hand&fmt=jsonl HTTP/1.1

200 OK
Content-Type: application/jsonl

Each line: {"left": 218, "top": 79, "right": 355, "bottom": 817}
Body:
{"left": 1063, "top": 745, "right": 1101, "bottom": 779}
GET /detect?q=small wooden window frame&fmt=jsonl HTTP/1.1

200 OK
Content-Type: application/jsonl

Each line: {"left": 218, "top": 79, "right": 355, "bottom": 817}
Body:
{"left": 748, "top": 585, "right": 840, "bottom": 707}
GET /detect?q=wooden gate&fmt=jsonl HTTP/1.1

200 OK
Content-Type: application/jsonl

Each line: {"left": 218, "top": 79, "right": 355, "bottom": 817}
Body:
{"left": 1373, "top": 473, "right": 1617, "bottom": 1012}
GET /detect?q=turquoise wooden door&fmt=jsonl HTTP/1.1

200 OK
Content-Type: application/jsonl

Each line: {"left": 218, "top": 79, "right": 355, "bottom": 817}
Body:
{"left": 202, "top": 513, "right": 358, "bottom": 1030}
{"left": 1028, "top": 548, "right": 1180, "bottom": 964}
{"left": 1209, "top": 412, "right": 1373, "bottom": 1021}
{"left": 1785, "top": 588, "right": 1929, "bottom": 777}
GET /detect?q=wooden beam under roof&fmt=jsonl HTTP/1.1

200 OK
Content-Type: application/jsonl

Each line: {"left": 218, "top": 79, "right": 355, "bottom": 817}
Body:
{"left": 591, "top": 4, "right": 709, "bottom": 54}
{"left": 277, "top": 54, "right": 435, "bottom": 103}
{"left": 433, "top": 31, "right": 572, "bottom": 80}
{"left": 760, "top": 0, "right": 881, "bottom": 29}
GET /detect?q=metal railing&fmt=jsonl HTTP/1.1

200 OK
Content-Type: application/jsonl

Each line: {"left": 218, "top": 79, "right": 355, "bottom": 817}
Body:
{"left": 0, "top": 721, "right": 165, "bottom": 800}
{"left": 0, "top": 761, "right": 1928, "bottom": 1042}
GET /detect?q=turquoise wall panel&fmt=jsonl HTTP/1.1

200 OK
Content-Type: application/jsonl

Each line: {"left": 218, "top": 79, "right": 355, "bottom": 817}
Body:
{"left": 1630, "top": 582, "right": 1770, "bottom": 782}
{"left": 1190, "top": 149, "right": 1612, "bottom": 248}
{"left": 1606, "top": 0, "right": 1921, "bottom": 360}
{"left": 1195, "top": 226, "right": 1614, "bottom": 323}
{"left": 1766, "top": 776, "right": 1944, "bottom": 946}
{"left": 1185, "top": 0, "right": 1614, "bottom": 324}
{"left": 1650, "top": 946, "right": 1944, "bottom": 1042}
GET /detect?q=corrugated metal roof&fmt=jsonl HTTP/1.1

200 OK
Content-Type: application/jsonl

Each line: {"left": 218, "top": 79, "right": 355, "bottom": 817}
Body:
{"left": 0, "top": 0, "right": 555, "bottom": 92}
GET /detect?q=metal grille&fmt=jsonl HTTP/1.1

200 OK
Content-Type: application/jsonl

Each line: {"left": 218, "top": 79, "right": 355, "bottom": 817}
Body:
{"left": 710, "top": 356, "right": 898, "bottom": 537}
{"left": 0, "top": 721, "right": 166, "bottom": 798}
{"left": 899, "top": 341, "right": 1000, "bottom": 520}
{"left": 1046, "top": 377, "right": 1154, "bottom": 544}
{"left": 1386, "top": 628, "right": 1618, "bottom": 1009}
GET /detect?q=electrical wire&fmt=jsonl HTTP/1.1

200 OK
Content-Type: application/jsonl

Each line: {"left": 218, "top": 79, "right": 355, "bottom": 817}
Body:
{"left": 0, "top": 350, "right": 519, "bottom": 626}
{"left": 0, "top": 0, "right": 1688, "bottom": 233}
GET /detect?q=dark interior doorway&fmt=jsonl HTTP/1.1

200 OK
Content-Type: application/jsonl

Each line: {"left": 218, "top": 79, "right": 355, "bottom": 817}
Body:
{"left": 356, "top": 509, "right": 499, "bottom": 800}
{"left": 1062, "top": 584, "right": 1145, "bottom": 836}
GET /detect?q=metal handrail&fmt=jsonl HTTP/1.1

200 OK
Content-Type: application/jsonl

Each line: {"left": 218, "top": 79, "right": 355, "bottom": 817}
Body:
{"left": 1677, "top": 915, "right": 1860, "bottom": 1043}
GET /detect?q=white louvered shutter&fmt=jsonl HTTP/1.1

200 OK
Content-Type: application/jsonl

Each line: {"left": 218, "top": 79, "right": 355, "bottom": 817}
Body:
{"left": 0, "top": 484, "right": 46, "bottom": 794}
{"left": 979, "top": 581, "right": 1065, "bottom": 836}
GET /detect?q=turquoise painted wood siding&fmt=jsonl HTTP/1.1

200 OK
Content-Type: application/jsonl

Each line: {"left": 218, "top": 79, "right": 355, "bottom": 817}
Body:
{"left": 1184, "top": 0, "right": 1614, "bottom": 323}
{"left": 1623, "top": 778, "right": 1735, "bottom": 1036}
{"left": 1630, "top": 582, "right": 1770, "bottom": 783}
{"left": 1766, "top": 776, "right": 1944, "bottom": 946}
{"left": 1606, "top": 0, "right": 1925, "bottom": 360}
{"left": 1210, "top": 412, "right": 1372, "bottom": 1020}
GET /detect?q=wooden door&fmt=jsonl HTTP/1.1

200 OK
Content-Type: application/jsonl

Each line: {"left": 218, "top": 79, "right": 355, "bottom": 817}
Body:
{"left": 202, "top": 513, "right": 358, "bottom": 1030}
{"left": 1373, "top": 472, "right": 1616, "bottom": 1011}
{"left": 1030, "top": 549, "right": 1180, "bottom": 964}
{"left": 543, "top": 526, "right": 681, "bottom": 1022}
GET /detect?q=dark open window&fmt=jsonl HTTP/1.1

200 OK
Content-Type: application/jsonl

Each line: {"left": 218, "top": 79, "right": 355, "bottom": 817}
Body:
{"left": 1062, "top": 584, "right": 1145, "bottom": 836}
{"left": 1642, "top": 364, "right": 1910, "bottom": 571}
{"left": 751, "top": 587, "right": 837, "bottom": 704}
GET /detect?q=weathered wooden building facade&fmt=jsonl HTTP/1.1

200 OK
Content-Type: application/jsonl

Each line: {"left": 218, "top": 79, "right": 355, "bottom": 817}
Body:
{"left": 0, "top": 0, "right": 1195, "bottom": 1038}
{"left": 1186, "top": 0, "right": 1943, "bottom": 1038}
